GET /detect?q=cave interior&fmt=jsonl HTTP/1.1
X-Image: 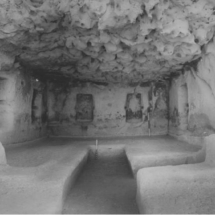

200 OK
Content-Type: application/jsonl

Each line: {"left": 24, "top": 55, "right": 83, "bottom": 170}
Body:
{"left": 0, "top": 0, "right": 215, "bottom": 214}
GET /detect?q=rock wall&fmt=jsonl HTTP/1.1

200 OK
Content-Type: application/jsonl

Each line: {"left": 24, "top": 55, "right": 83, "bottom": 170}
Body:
{"left": 169, "top": 37, "right": 215, "bottom": 145}
{"left": 0, "top": 69, "right": 48, "bottom": 144}
{"left": 48, "top": 80, "right": 168, "bottom": 137}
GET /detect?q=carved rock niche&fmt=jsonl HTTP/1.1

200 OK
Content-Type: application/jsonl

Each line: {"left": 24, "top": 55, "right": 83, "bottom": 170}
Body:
{"left": 125, "top": 93, "right": 142, "bottom": 123}
{"left": 75, "top": 94, "right": 94, "bottom": 122}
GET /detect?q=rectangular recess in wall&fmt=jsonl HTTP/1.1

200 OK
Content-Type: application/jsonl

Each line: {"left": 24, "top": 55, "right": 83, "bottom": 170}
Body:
{"left": 31, "top": 89, "right": 42, "bottom": 123}
{"left": 125, "top": 93, "right": 142, "bottom": 123}
{"left": 75, "top": 94, "right": 94, "bottom": 122}
{"left": 0, "top": 77, "right": 8, "bottom": 102}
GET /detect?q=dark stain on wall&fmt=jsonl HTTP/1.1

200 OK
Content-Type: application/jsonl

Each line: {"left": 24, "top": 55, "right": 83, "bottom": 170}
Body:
{"left": 188, "top": 113, "right": 215, "bottom": 135}
{"left": 183, "top": 57, "right": 201, "bottom": 73}
{"left": 31, "top": 89, "right": 40, "bottom": 123}
{"left": 148, "top": 84, "right": 153, "bottom": 102}
{"left": 20, "top": 69, "right": 32, "bottom": 97}
{"left": 0, "top": 77, "right": 7, "bottom": 81}
{"left": 170, "top": 107, "right": 180, "bottom": 126}
{"left": 49, "top": 78, "right": 72, "bottom": 122}
{"left": 154, "top": 82, "right": 168, "bottom": 108}
{"left": 41, "top": 84, "right": 48, "bottom": 123}
{"left": 147, "top": 81, "right": 168, "bottom": 131}
{"left": 140, "top": 82, "right": 150, "bottom": 88}
{"left": 47, "top": 79, "right": 169, "bottom": 136}
{"left": 92, "top": 81, "right": 109, "bottom": 86}
{"left": 81, "top": 124, "right": 88, "bottom": 132}
{"left": 31, "top": 72, "right": 48, "bottom": 125}
{"left": 128, "top": 82, "right": 140, "bottom": 87}
{"left": 154, "top": 82, "right": 167, "bottom": 98}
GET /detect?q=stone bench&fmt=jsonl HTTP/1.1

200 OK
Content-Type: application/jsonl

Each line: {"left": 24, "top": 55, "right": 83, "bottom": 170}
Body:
{"left": 0, "top": 145, "right": 88, "bottom": 214}
{"left": 125, "top": 137, "right": 203, "bottom": 176}
{"left": 136, "top": 134, "right": 215, "bottom": 214}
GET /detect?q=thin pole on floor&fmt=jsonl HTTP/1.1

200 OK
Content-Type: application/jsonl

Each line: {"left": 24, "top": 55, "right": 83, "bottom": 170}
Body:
{"left": 95, "top": 139, "right": 98, "bottom": 159}
{"left": 148, "top": 112, "right": 151, "bottom": 137}
{"left": 96, "top": 139, "right": 98, "bottom": 151}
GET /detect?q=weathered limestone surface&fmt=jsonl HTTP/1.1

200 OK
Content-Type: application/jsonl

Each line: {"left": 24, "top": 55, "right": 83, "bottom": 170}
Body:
{"left": 125, "top": 136, "right": 203, "bottom": 176}
{"left": 136, "top": 134, "right": 215, "bottom": 214}
{"left": 0, "top": 0, "right": 215, "bottom": 82}
{"left": 0, "top": 139, "right": 88, "bottom": 214}
{"left": 169, "top": 37, "right": 215, "bottom": 145}
{"left": 2, "top": 136, "right": 205, "bottom": 214}
{"left": 48, "top": 81, "right": 168, "bottom": 137}
{"left": 1, "top": 0, "right": 215, "bottom": 141}
{"left": 0, "top": 69, "right": 48, "bottom": 145}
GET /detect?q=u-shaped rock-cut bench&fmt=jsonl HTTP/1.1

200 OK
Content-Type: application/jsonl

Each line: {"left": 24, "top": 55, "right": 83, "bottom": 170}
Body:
{"left": 0, "top": 141, "right": 89, "bottom": 214}
{"left": 136, "top": 134, "right": 215, "bottom": 214}
{"left": 125, "top": 136, "right": 204, "bottom": 176}
{"left": 0, "top": 136, "right": 205, "bottom": 214}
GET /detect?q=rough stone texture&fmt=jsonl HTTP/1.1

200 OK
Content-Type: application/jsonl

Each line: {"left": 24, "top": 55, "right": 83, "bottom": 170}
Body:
{"left": 125, "top": 136, "right": 203, "bottom": 176}
{"left": 48, "top": 80, "right": 168, "bottom": 137}
{"left": 0, "top": 69, "right": 48, "bottom": 145}
{"left": 0, "top": 0, "right": 215, "bottom": 82}
{"left": 169, "top": 72, "right": 215, "bottom": 138}
{"left": 1, "top": 0, "right": 215, "bottom": 142}
{"left": 168, "top": 37, "right": 215, "bottom": 144}
{"left": 136, "top": 134, "right": 215, "bottom": 214}
{"left": 0, "top": 142, "right": 7, "bottom": 165}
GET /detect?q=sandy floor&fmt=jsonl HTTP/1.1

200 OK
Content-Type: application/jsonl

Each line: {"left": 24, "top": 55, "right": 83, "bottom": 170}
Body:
{"left": 4, "top": 138, "right": 94, "bottom": 167}
{"left": 136, "top": 134, "right": 215, "bottom": 214}
{"left": 125, "top": 136, "right": 202, "bottom": 175}
{"left": 4, "top": 136, "right": 200, "bottom": 168}
{"left": 63, "top": 145, "right": 139, "bottom": 214}
{"left": 1, "top": 135, "right": 202, "bottom": 214}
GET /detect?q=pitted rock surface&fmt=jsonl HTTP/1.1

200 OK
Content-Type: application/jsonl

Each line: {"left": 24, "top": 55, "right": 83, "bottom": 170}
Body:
{"left": 1, "top": 0, "right": 215, "bottom": 82}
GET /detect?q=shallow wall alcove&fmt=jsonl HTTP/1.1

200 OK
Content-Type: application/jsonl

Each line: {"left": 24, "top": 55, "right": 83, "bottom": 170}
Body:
{"left": 178, "top": 83, "right": 188, "bottom": 130}
{"left": 48, "top": 79, "right": 169, "bottom": 137}
{"left": 169, "top": 43, "right": 215, "bottom": 146}
{"left": 75, "top": 94, "right": 94, "bottom": 122}
{"left": 125, "top": 93, "right": 143, "bottom": 123}
{"left": 0, "top": 74, "right": 15, "bottom": 137}
{"left": 31, "top": 89, "right": 42, "bottom": 123}
{"left": 0, "top": 69, "right": 48, "bottom": 145}
{"left": 169, "top": 79, "right": 189, "bottom": 135}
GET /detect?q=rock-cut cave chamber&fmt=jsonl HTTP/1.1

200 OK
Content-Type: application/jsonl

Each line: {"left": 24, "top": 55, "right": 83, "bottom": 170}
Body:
{"left": 1, "top": 0, "right": 215, "bottom": 214}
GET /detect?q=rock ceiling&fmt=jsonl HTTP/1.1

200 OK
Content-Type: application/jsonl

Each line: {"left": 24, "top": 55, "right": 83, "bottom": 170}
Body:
{"left": 0, "top": 0, "right": 215, "bottom": 82}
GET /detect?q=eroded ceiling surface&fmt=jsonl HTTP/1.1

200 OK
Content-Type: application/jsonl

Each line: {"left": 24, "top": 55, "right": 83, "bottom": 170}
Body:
{"left": 0, "top": 0, "right": 215, "bottom": 82}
